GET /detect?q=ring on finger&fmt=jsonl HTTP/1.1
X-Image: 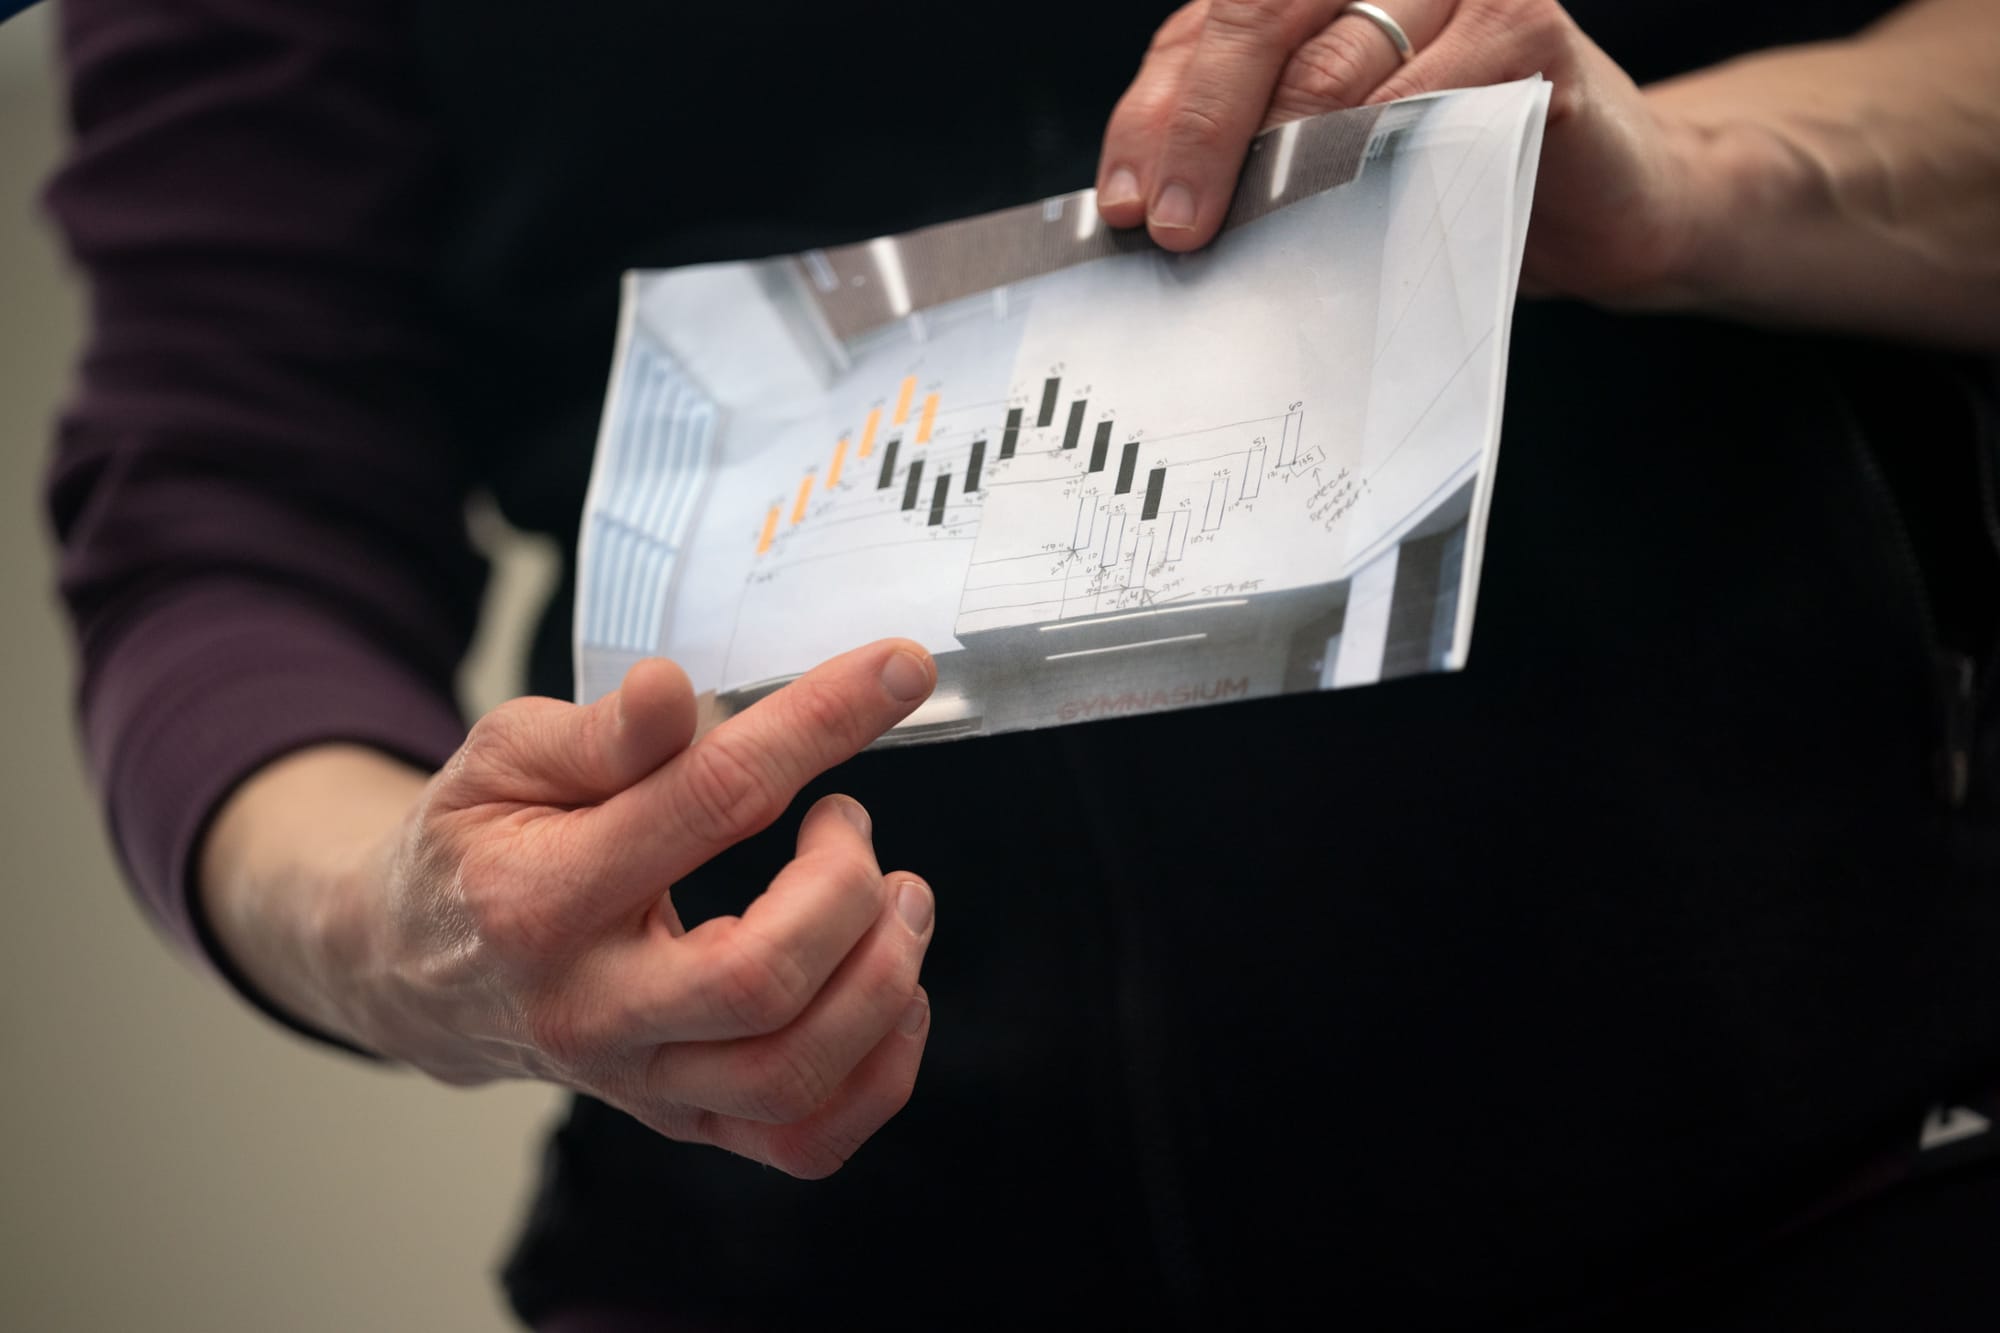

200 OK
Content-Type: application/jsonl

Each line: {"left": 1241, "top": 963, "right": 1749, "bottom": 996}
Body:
{"left": 1339, "top": 2, "right": 1417, "bottom": 63}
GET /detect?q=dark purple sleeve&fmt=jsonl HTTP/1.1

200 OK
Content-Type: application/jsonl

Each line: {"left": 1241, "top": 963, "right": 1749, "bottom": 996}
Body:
{"left": 42, "top": 0, "right": 486, "bottom": 996}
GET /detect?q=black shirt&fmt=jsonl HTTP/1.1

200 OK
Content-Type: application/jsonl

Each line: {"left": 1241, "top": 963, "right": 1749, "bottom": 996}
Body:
{"left": 55, "top": 0, "right": 1999, "bottom": 1325}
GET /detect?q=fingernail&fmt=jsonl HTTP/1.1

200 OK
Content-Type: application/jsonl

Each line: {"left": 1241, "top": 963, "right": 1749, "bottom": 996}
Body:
{"left": 898, "top": 990, "right": 929, "bottom": 1036}
{"left": 833, "top": 796, "right": 871, "bottom": 837}
{"left": 895, "top": 880, "right": 933, "bottom": 935}
{"left": 1100, "top": 166, "right": 1140, "bottom": 208}
{"left": 1150, "top": 181, "right": 1197, "bottom": 231}
{"left": 880, "top": 649, "right": 933, "bottom": 704}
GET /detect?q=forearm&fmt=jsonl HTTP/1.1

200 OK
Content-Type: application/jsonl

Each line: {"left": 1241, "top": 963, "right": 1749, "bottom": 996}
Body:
{"left": 46, "top": 0, "right": 482, "bottom": 986}
{"left": 1653, "top": 0, "right": 2000, "bottom": 349}
{"left": 198, "top": 745, "right": 429, "bottom": 1054}
{"left": 196, "top": 647, "right": 941, "bottom": 1177}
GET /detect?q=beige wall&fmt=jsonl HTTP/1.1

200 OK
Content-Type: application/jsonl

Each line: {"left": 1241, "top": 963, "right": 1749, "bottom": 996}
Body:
{"left": 0, "top": 10, "right": 564, "bottom": 1330}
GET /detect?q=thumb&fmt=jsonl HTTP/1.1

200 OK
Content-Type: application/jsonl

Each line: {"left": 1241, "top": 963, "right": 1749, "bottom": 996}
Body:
{"left": 448, "top": 658, "right": 699, "bottom": 807}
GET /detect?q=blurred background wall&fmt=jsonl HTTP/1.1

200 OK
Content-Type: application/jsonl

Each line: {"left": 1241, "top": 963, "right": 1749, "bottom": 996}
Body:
{"left": 0, "top": 9, "right": 565, "bottom": 1329}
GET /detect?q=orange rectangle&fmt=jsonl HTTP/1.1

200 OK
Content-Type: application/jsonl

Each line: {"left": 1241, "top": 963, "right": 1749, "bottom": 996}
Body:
{"left": 892, "top": 376, "right": 917, "bottom": 425}
{"left": 858, "top": 407, "right": 882, "bottom": 458}
{"left": 790, "top": 474, "right": 814, "bottom": 525}
{"left": 915, "top": 393, "right": 940, "bottom": 444}
{"left": 828, "top": 438, "right": 849, "bottom": 488}
{"left": 756, "top": 506, "right": 779, "bottom": 555}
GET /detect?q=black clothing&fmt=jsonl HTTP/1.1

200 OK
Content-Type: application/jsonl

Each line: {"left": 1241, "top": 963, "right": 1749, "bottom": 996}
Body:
{"left": 391, "top": 1, "right": 2000, "bottom": 1325}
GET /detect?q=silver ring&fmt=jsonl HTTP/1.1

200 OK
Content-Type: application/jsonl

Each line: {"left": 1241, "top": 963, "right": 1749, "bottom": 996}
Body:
{"left": 1340, "top": 2, "right": 1416, "bottom": 63}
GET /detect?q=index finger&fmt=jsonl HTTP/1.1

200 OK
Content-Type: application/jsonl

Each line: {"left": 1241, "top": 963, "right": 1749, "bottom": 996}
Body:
{"left": 1145, "top": 0, "right": 1343, "bottom": 250}
{"left": 586, "top": 638, "right": 935, "bottom": 893}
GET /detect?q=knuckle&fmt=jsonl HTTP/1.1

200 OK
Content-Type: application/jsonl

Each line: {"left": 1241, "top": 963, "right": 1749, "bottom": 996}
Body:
{"left": 781, "top": 674, "right": 864, "bottom": 751}
{"left": 476, "top": 893, "right": 570, "bottom": 962}
{"left": 628, "top": 1086, "right": 707, "bottom": 1145}
{"left": 1169, "top": 96, "right": 1234, "bottom": 153}
{"left": 678, "top": 735, "right": 785, "bottom": 845}
{"left": 852, "top": 857, "right": 893, "bottom": 909}
{"left": 1148, "top": 4, "right": 1205, "bottom": 54}
{"left": 451, "top": 717, "right": 507, "bottom": 790}
{"left": 811, "top": 844, "right": 888, "bottom": 906}
{"left": 767, "top": 1127, "right": 856, "bottom": 1181}
{"left": 1522, "top": 7, "right": 1571, "bottom": 53}
{"left": 1282, "top": 30, "right": 1374, "bottom": 106}
{"left": 1370, "top": 73, "right": 1413, "bottom": 104}
{"left": 1110, "top": 81, "right": 1174, "bottom": 135}
{"left": 532, "top": 974, "right": 652, "bottom": 1077}
{"left": 877, "top": 1057, "right": 921, "bottom": 1123}
{"left": 458, "top": 698, "right": 539, "bottom": 774}
{"left": 1470, "top": 0, "right": 1561, "bottom": 49}
{"left": 873, "top": 966, "right": 923, "bottom": 1027}
{"left": 1204, "top": 0, "right": 1294, "bottom": 39}
{"left": 849, "top": 920, "right": 922, "bottom": 1001}
{"left": 1491, "top": 0, "right": 1549, "bottom": 25}
{"left": 461, "top": 702, "right": 518, "bottom": 752}
{"left": 396, "top": 795, "right": 461, "bottom": 885}
{"left": 739, "top": 1039, "right": 837, "bottom": 1124}
{"left": 769, "top": 1057, "right": 920, "bottom": 1180}
{"left": 459, "top": 848, "right": 573, "bottom": 959}
{"left": 705, "top": 925, "right": 814, "bottom": 1034}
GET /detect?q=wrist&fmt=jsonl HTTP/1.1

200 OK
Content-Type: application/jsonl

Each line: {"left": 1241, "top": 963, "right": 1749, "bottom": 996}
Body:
{"left": 198, "top": 744, "right": 430, "bottom": 1052}
{"left": 1640, "top": 107, "right": 1803, "bottom": 320}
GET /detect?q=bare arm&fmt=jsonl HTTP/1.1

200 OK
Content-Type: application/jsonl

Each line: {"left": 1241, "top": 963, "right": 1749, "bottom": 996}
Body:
{"left": 50, "top": 0, "right": 941, "bottom": 1179}
{"left": 200, "top": 645, "right": 944, "bottom": 1178}
{"left": 1095, "top": 0, "right": 2000, "bottom": 351}
{"left": 1649, "top": 0, "right": 2000, "bottom": 349}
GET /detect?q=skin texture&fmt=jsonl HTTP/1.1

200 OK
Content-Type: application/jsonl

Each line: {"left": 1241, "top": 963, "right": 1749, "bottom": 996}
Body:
{"left": 199, "top": 0, "right": 2000, "bottom": 1182}
{"left": 202, "top": 641, "right": 940, "bottom": 1179}
{"left": 1095, "top": 0, "right": 2000, "bottom": 350}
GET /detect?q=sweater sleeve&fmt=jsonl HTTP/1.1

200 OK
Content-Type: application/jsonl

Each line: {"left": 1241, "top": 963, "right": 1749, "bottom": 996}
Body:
{"left": 41, "top": 0, "right": 486, "bottom": 1011}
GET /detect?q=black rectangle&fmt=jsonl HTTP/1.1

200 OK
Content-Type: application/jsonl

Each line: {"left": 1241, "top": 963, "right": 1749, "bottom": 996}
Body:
{"left": 1062, "top": 399, "right": 1087, "bottom": 450}
{"left": 901, "top": 458, "right": 924, "bottom": 511}
{"left": 965, "top": 440, "right": 986, "bottom": 492}
{"left": 1037, "top": 378, "right": 1060, "bottom": 428}
{"left": 877, "top": 438, "right": 901, "bottom": 489}
{"left": 1115, "top": 440, "right": 1139, "bottom": 495}
{"left": 1000, "top": 408, "right": 1022, "bottom": 459}
{"left": 1141, "top": 467, "right": 1166, "bottom": 521}
{"left": 1088, "top": 420, "right": 1112, "bottom": 473}
{"left": 929, "top": 474, "right": 951, "bottom": 526}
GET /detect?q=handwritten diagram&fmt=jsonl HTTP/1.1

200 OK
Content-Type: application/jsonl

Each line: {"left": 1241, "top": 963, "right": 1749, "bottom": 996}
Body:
{"left": 576, "top": 80, "right": 1551, "bottom": 738}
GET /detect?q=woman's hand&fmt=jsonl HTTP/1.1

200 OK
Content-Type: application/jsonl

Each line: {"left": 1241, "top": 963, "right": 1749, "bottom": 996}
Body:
{"left": 201, "top": 639, "right": 940, "bottom": 1179}
{"left": 1096, "top": 0, "right": 1697, "bottom": 303}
